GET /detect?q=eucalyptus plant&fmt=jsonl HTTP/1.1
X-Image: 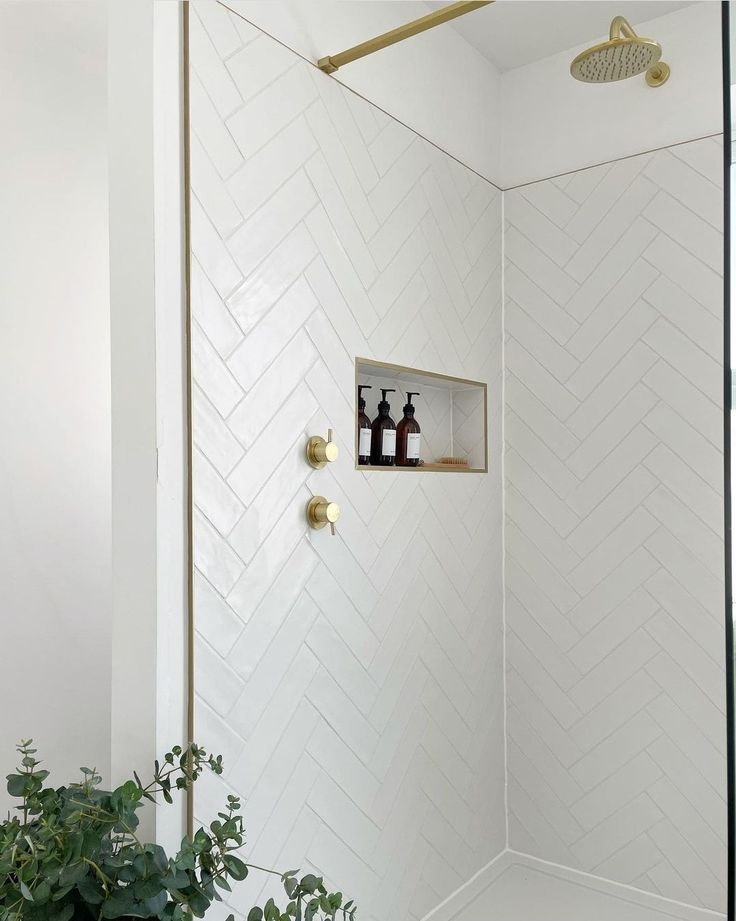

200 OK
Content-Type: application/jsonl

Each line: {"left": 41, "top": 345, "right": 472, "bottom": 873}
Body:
{"left": 0, "top": 741, "right": 357, "bottom": 921}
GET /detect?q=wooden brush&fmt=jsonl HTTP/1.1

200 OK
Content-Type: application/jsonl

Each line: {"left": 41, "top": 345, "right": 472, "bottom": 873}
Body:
{"left": 437, "top": 456, "right": 469, "bottom": 467}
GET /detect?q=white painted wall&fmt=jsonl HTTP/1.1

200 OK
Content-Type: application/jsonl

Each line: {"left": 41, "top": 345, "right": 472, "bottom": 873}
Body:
{"left": 220, "top": 0, "right": 503, "bottom": 184}
{"left": 0, "top": 0, "right": 111, "bottom": 808}
{"left": 107, "top": 0, "right": 160, "bottom": 843}
{"left": 500, "top": 2, "right": 722, "bottom": 187}
{"left": 0, "top": 2, "right": 186, "bottom": 838}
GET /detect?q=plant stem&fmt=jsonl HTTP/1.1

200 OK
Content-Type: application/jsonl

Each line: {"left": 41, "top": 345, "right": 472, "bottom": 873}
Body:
{"left": 244, "top": 862, "right": 285, "bottom": 878}
{"left": 83, "top": 857, "right": 112, "bottom": 888}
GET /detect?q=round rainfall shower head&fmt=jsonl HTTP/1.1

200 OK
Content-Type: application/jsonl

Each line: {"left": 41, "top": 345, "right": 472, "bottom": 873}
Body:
{"left": 570, "top": 16, "right": 670, "bottom": 87}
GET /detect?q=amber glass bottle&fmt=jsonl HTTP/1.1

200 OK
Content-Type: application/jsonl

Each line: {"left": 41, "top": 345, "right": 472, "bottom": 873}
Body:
{"left": 396, "top": 392, "right": 421, "bottom": 467}
{"left": 357, "top": 384, "right": 372, "bottom": 465}
{"left": 370, "top": 389, "right": 396, "bottom": 466}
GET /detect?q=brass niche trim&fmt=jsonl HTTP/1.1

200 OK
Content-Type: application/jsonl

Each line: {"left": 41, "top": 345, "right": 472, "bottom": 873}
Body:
{"left": 317, "top": 1, "right": 493, "bottom": 74}
{"left": 354, "top": 357, "right": 489, "bottom": 474}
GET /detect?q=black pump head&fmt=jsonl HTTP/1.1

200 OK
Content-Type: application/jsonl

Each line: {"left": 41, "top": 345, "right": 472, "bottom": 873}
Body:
{"left": 358, "top": 384, "right": 372, "bottom": 411}
{"left": 404, "top": 391, "right": 420, "bottom": 413}
{"left": 378, "top": 388, "right": 395, "bottom": 414}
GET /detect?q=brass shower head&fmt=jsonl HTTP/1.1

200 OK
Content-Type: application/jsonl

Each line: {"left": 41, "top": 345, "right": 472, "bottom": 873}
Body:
{"left": 570, "top": 16, "right": 670, "bottom": 87}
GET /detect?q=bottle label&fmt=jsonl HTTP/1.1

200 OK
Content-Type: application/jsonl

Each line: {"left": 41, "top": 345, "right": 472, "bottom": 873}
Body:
{"left": 406, "top": 432, "right": 421, "bottom": 460}
{"left": 382, "top": 430, "right": 396, "bottom": 456}
{"left": 359, "top": 428, "right": 371, "bottom": 456}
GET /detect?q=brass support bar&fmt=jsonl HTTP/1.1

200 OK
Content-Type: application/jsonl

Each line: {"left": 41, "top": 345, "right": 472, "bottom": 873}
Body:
{"left": 317, "top": 1, "right": 493, "bottom": 74}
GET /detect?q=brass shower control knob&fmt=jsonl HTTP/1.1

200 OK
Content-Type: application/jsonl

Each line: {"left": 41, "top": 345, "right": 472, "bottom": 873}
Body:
{"left": 306, "top": 429, "right": 339, "bottom": 469}
{"left": 307, "top": 496, "right": 340, "bottom": 535}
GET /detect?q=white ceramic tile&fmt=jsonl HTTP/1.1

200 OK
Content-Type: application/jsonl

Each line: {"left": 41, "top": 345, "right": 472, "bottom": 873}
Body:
{"left": 227, "top": 114, "right": 318, "bottom": 222}
{"left": 643, "top": 148, "right": 723, "bottom": 230}
{"left": 226, "top": 61, "right": 318, "bottom": 161}
{"left": 227, "top": 169, "right": 318, "bottom": 280}
{"left": 191, "top": 257, "right": 242, "bottom": 359}
{"left": 190, "top": 8, "right": 242, "bottom": 119}
{"left": 190, "top": 72, "right": 243, "bottom": 179}
{"left": 643, "top": 232, "right": 722, "bottom": 315}
{"left": 193, "top": 447, "right": 244, "bottom": 536}
{"left": 191, "top": 196, "right": 242, "bottom": 299}
{"left": 225, "top": 33, "right": 295, "bottom": 106}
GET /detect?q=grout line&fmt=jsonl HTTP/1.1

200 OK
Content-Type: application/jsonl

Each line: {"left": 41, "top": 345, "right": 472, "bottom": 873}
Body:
{"left": 505, "top": 132, "right": 725, "bottom": 192}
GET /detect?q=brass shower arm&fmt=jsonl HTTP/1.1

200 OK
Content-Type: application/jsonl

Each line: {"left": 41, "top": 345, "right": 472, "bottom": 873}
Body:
{"left": 609, "top": 15, "right": 638, "bottom": 41}
{"left": 317, "top": 1, "right": 494, "bottom": 74}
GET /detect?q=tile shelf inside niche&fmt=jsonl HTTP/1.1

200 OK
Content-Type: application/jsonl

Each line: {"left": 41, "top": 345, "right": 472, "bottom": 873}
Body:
{"left": 355, "top": 358, "right": 488, "bottom": 474}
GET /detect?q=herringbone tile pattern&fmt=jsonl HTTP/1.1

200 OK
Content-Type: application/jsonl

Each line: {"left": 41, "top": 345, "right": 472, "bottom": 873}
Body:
{"left": 190, "top": 5, "right": 504, "bottom": 920}
{"left": 505, "top": 138, "right": 726, "bottom": 912}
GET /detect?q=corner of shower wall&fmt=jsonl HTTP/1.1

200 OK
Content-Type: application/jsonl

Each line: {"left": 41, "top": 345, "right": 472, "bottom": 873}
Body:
{"left": 187, "top": 3, "right": 507, "bottom": 919}
{"left": 503, "top": 136, "right": 726, "bottom": 913}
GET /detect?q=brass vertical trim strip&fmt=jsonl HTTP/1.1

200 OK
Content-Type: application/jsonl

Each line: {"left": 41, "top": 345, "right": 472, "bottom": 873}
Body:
{"left": 182, "top": 0, "right": 195, "bottom": 840}
{"left": 317, "top": 1, "right": 493, "bottom": 73}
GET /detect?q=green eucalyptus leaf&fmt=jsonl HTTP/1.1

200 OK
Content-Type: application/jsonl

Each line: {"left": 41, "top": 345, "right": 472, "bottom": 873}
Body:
{"left": 51, "top": 906, "right": 75, "bottom": 921}
{"left": 7, "top": 774, "right": 29, "bottom": 797}
{"left": 76, "top": 875, "right": 104, "bottom": 905}
{"left": 142, "top": 890, "right": 169, "bottom": 915}
{"left": 19, "top": 880, "right": 34, "bottom": 901}
{"left": 222, "top": 854, "right": 248, "bottom": 881}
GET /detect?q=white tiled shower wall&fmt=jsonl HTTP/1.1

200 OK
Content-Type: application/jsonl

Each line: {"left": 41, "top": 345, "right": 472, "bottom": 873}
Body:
{"left": 189, "top": 2, "right": 726, "bottom": 918}
{"left": 190, "top": 4, "right": 505, "bottom": 920}
{"left": 505, "top": 139, "right": 725, "bottom": 911}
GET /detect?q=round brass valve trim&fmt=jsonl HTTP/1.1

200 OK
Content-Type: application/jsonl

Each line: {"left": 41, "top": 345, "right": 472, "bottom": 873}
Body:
{"left": 307, "top": 496, "right": 341, "bottom": 535}
{"left": 306, "top": 429, "right": 339, "bottom": 469}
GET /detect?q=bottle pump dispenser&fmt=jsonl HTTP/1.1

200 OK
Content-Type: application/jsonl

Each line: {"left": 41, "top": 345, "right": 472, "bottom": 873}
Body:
{"left": 396, "top": 391, "right": 421, "bottom": 467}
{"left": 357, "top": 385, "right": 372, "bottom": 465}
{"left": 370, "top": 388, "right": 396, "bottom": 466}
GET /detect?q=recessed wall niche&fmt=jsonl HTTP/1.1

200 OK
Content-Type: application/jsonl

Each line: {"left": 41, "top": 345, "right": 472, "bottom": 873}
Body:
{"left": 355, "top": 358, "right": 487, "bottom": 472}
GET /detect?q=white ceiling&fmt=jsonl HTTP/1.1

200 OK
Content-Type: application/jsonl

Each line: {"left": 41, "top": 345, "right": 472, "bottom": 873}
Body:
{"left": 428, "top": 0, "right": 697, "bottom": 72}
